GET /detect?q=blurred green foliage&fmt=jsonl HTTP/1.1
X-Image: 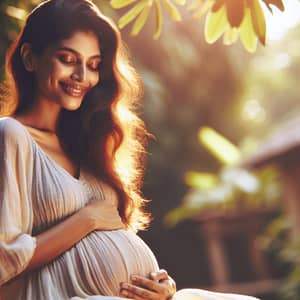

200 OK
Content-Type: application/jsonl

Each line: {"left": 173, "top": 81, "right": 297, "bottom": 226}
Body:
{"left": 165, "top": 126, "right": 282, "bottom": 226}
{"left": 262, "top": 217, "right": 300, "bottom": 300}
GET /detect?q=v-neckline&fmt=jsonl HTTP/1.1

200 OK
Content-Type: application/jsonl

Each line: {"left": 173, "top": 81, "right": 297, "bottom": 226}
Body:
{"left": 10, "top": 117, "right": 81, "bottom": 181}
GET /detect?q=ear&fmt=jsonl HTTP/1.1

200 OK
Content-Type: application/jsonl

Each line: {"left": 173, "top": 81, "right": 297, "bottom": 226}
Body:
{"left": 20, "top": 43, "right": 36, "bottom": 72}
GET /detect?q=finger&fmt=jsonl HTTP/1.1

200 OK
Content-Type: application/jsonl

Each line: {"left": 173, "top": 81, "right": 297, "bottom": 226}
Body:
{"left": 139, "top": 275, "right": 176, "bottom": 299}
{"left": 168, "top": 276, "right": 177, "bottom": 293}
{"left": 120, "top": 282, "right": 159, "bottom": 300}
{"left": 149, "top": 269, "right": 168, "bottom": 281}
{"left": 130, "top": 275, "right": 165, "bottom": 294}
{"left": 120, "top": 289, "right": 151, "bottom": 300}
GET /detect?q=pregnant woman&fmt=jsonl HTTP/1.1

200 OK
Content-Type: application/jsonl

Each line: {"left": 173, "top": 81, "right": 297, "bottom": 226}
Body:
{"left": 0, "top": 1, "right": 258, "bottom": 299}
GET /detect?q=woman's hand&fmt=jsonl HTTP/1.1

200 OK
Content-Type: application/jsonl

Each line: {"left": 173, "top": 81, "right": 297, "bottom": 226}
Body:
{"left": 120, "top": 269, "right": 176, "bottom": 300}
{"left": 78, "top": 198, "right": 125, "bottom": 231}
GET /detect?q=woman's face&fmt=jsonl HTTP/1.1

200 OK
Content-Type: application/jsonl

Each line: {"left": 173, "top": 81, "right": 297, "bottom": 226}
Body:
{"left": 32, "top": 30, "right": 101, "bottom": 110}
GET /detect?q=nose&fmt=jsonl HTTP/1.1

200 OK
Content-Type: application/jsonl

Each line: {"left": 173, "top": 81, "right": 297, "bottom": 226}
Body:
{"left": 71, "top": 64, "right": 86, "bottom": 82}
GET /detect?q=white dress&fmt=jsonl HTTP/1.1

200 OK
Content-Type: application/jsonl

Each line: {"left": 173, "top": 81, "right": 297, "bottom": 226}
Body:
{"left": 0, "top": 117, "right": 259, "bottom": 300}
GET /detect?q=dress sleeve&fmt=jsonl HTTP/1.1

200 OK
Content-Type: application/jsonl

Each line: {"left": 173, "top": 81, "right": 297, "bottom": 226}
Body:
{"left": 0, "top": 118, "right": 36, "bottom": 286}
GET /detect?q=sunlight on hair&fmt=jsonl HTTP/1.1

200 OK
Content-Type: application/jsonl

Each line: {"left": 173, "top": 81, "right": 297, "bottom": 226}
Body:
{"left": 114, "top": 103, "right": 140, "bottom": 187}
{"left": 116, "top": 102, "right": 135, "bottom": 123}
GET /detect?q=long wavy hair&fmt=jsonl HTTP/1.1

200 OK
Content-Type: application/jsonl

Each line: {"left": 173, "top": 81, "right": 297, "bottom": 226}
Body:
{"left": 2, "top": 0, "right": 150, "bottom": 230}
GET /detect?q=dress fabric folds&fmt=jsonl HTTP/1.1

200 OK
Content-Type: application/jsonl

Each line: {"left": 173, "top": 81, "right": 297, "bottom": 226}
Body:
{"left": 0, "top": 117, "right": 259, "bottom": 300}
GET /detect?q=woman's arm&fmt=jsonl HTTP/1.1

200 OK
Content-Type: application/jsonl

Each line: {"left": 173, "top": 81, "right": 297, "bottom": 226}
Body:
{"left": 11, "top": 199, "right": 124, "bottom": 279}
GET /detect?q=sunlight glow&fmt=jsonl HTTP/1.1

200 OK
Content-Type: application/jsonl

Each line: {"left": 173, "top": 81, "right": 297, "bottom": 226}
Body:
{"left": 242, "top": 99, "right": 266, "bottom": 123}
{"left": 264, "top": 0, "right": 300, "bottom": 42}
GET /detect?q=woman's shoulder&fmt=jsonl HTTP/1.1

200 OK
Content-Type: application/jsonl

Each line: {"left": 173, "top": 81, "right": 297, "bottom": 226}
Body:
{"left": 0, "top": 116, "right": 31, "bottom": 145}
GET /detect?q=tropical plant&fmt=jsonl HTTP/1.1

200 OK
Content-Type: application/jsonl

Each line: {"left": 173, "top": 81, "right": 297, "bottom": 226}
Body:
{"left": 0, "top": 0, "right": 291, "bottom": 57}
{"left": 110, "top": 0, "right": 286, "bottom": 52}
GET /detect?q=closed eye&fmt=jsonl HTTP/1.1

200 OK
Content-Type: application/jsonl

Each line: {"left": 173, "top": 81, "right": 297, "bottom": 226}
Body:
{"left": 58, "top": 53, "right": 77, "bottom": 65}
{"left": 88, "top": 59, "right": 101, "bottom": 72}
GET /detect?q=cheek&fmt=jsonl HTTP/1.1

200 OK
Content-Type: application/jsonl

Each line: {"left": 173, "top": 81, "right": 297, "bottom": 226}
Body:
{"left": 37, "top": 61, "right": 69, "bottom": 89}
{"left": 51, "top": 62, "right": 72, "bottom": 80}
{"left": 90, "top": 72, "right": 100, "bottom": 87}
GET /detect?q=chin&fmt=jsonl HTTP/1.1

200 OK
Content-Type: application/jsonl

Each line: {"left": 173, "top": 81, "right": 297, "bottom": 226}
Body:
{"left": 61, "top": 97, "right": 84, "bottom": 111}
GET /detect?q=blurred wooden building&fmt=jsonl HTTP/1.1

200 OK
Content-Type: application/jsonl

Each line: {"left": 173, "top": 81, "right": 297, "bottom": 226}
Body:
{"left": 243, "top": 115, "right": 300, "bottom": 242}
{"left": 191, "top": 116, "right": 300, "bottom": 298}
{"left": 193, "top": 205, "right": 280, "bottom": 299}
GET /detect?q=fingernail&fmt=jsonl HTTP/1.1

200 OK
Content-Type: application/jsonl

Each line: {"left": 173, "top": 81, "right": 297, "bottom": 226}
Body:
{"left": 121, "top": 290, "right": 128, "bottom": 296}
{"left": 131, "top": 275, "right": 137, "bottom": 281}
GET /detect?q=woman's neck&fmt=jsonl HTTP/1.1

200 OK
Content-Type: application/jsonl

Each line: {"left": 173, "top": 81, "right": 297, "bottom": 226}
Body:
{"left": 15, "top": 98, "right": 61, "bottom": 133}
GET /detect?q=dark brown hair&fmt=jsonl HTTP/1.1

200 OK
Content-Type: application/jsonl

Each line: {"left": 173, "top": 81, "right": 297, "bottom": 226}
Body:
{"left": 2, "top": 0, "right": 150, "bottom": 230}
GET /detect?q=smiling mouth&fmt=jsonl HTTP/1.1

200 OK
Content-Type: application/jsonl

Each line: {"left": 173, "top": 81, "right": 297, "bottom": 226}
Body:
{"left": 60, "top": 82, "right": 88, "bottom": 98}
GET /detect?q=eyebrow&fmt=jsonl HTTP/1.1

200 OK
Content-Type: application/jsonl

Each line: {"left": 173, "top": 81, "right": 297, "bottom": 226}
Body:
{"left": 56, "top": 47, "right": 101, "bottom": 59}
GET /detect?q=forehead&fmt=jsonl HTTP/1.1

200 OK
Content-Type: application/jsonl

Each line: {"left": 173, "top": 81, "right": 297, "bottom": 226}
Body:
{"left": 55, "top": 31, "right": 101, "bottom": 56}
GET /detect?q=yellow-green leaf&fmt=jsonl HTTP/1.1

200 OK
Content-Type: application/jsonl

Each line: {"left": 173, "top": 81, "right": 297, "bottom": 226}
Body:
{"left": 162, "top": 0, "right": 182, "bottom": 21}
{"left": 118, "top": 0, "right": 148, "bottom": 29}
{"left": 198, "top": 127, "right": 241, "bottom": 165}
{"left": 249, "top": 0, "right": 266, "bottom": 45}
{"left": 239, "top": 7, "right": 258, "bottom": 52}
{"left": 187, "top": 0, "right": 204, "bottom": 11}
{"left": 204, "top": 4, "right": 227, "bottom": 43}
{"left": 223, "top": 26, "right": 239, "bottom": 45}
{"left": 5, "top": 5, "right": 27, "bottom": 20}
{"left": 173, "top": 0, "right": 186, "bottom": 5}
{"left": 192, "top": 0, "right": 213, "bottom": 19}
{"left": 153, "top": 0, "right": 163, "bottom": 39}
{"left": 131, "top": 4, "right": 151, "bottom": 35}
{"left": 184, "top": 171, "right": 218, "bottom": 190}
{"left": 111, "top": 0, "right": 138, "bottom": 9}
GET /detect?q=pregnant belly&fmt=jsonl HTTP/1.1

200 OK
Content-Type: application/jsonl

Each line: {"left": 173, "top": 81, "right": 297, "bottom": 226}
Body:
{"left": 42, "top": 229, "right": 160, "bottom": 297}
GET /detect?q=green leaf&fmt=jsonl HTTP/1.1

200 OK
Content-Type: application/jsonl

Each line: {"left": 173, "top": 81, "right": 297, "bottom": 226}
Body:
{"left": 110, "top": 0, "right": 138, "bottom": 9}
{"left": 184, "top": 171, "right": 218, "bottom": 189}
{"left": 118, "top": 0, "right": 148, "bottom": 29}
{"left": 248, "top": 0, "right": 266, "bottom": 45}
{"left": 162, "top": 0, "right": 182, "bottom": 21}
{"left": 153, "top": 0, "right": 163, "bottom": 39}
{"left": 198, "top": 127, "right": 241, "bottom": 165}
{"left": 191, "top": 0, "right": 212, "bottom": 19}
{"left": 131, "top": 4, "right": 151, "bottom": 35}
{"left": 239, "top": 7, "right": 258, "bottom": 52}
{"left": 225, "top": 0, "right": 245, "bottom": 27}
{"left": 5, "top": 5, "right": 27, "bottom": 20}
{"left": 204, "top": 4, "right": 227, "bottom": 43}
